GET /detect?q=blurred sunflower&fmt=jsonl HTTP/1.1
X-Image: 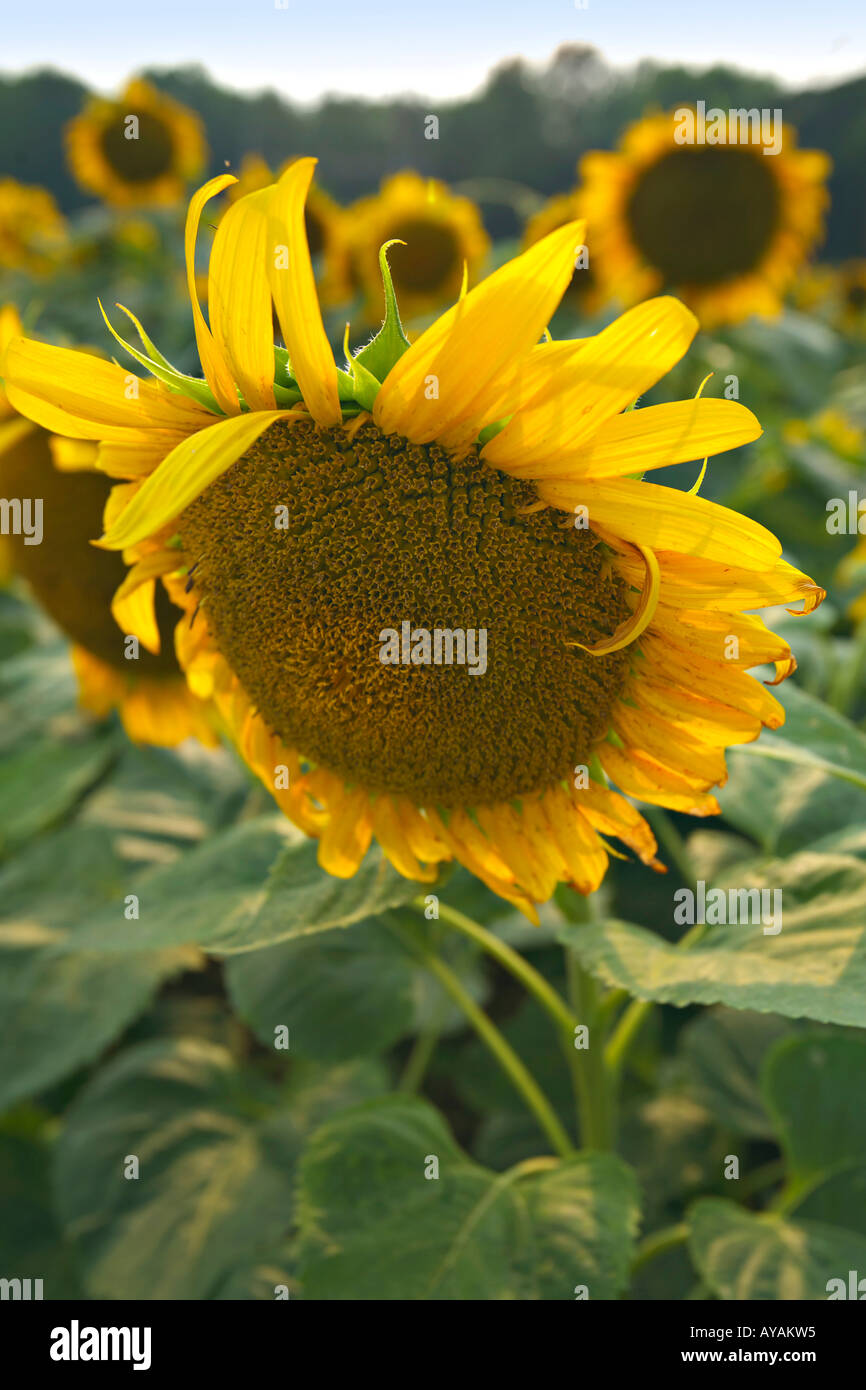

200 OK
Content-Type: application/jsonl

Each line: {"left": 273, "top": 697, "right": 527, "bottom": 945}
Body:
{"left": 65, "top": 77, "right": 207, "bottom": 208}
{"left": 0, "top": 179, "right": 67, "bottom": 273}
{"left": 578, "top": 110, "right": 830, "bottom": 328}
{"left": 523, "top": 190, "right": 602, "bottom": 317}
{"left": 225, "top": 154, "right": 351, "bottom": 307}
{"left": 1, "top": 162, "right": 824, "bottom": 919}
{"left": 350, "top": 171, "right": 490, "bottom": 320}
{"left": 0, "top": 306, "right": 216, "bottom": 746}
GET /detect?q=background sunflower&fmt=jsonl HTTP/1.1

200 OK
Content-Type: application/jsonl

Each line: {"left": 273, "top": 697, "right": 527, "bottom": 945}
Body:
{"left": 576, "top": 109, "right": 830, "bottom": 327}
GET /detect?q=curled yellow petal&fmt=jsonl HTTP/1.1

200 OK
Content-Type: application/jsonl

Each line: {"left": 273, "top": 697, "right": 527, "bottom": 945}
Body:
{"left": 209, "top": 185, "right": 277, "bottom": 411}
{"left": 568, "top": 543, "right": 660, "bottom": 655}
{"left": 185, "top": 175, "right": 241, "bottom": 416}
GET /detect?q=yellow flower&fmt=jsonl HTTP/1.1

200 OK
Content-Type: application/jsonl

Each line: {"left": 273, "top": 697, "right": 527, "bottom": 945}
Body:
{"left": 577, "top": 110, "right": 831, "bottom": 328}
{"left": 0, "top": 179, "right": 67, "bottom": 273}
{"left": 226, "top": 154, "right": 351, "bottom": 307}
{"left": 0, "top": 307, "right": 215, "bottom": 747}
{"left": 65, "top": 77, "right": 207, "bottom": 208}
{"left": 523, "top": 191, "right": 601, "bottom": 317}
{"left": 349, "top": 171, "right": 490, "bottom": 320}
{"left": 0, "top": 162, "right": 825, "bottom": 919}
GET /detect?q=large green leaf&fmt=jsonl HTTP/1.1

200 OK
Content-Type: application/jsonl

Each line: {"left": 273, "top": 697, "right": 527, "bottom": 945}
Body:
{"left": 689, "top": 1197, "right": 866, "bottom": 1300}
{"left": 0, "top": 825, "right": 194, "bottom": 1109}
{"left": 0, "top": 1122, "right": 81, "bottom": 1298}
{"left": 680, "top": 1008, "right": 795, "bottom": 1139}
{"left": 562, "top": 845, "right": 866, "bottom": 1026}
{"left": 297, "top": 1095, "right": 639, "bottom": 1299}
{"left": 225, "top": 914, "right": 417, "bottom": 1061}
{"left": 0, "top": 731, "right": 116, "bottom": 853}
{"left": 54, "top": 1038, "right": 387, "bottom": 1299}
{"left": 762, "top": 1033, "right": 866, "bottom": 1235}
{"left": 70, "top": 819, "right": 429, "bottom": 955}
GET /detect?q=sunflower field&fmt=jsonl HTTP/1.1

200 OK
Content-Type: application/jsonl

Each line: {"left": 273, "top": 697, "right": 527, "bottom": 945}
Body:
{"left": 1, "top": 57, "right": 866, "bottom": 1314}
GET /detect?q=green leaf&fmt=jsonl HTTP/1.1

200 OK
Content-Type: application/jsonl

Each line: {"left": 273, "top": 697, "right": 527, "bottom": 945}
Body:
{"left": 297, "top": 1095, "right": 639, "bottom": 1299}
{"left": 562, "top": 845, "right": 866, "bottom": 1026}
{"left": 762, "top": 1033, "right": 866, "bottom": 1235}
{"left": 737, "top": 681, "right": 866, "bottom": 793}
{"left": 680, "top": 1009, "right": 795, "bottom": 1139}
{"left": 689, "top": 1197, "right": 866, "bottom": 1300}
{"left": 0, "top": 1125, "right": 81, "bottom": 1297}
{"left": 0, "top": 825, "right": 194, "bottom": 1109}
{"left": 225, "top": 914, "right": 417, "bottom": 1061}
{"left": 718, "top": 749, "right": 866, "bottom": 856}
{"left": 0, "top": 731, "right": 117, "bottom": 854}
{"left": 55, "top": 1037, "right": 297, "bottom": 1300}
{"left": 71, "top": 819, "right": 432, "bottom": 955}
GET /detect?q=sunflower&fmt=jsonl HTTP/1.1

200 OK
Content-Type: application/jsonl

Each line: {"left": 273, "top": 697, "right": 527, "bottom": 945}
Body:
{"left": 1, "top": 161, "right": 825, "bottom": 919}
{"left": 65, "top": 77, "right": 207, "bottom": 208}
{"left": 0, "top": 179, "right": 67, "bottom": 273}
{"left": 578, "top": 110, "right": 830, "bottom": 328}
{"left": 523, "top": 191, "right": 602, "bottom": 317}
{"left": 0, "top": 306, "right": 215, "bottom": 747}
{"left": 349, "top": 171, "right": 490, "bottom": 320}
{"left": 225, "top": 154, "right": 351, "bottom": 307}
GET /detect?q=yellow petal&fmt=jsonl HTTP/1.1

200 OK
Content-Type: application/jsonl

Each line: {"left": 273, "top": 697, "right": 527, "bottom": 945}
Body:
{"left": 47, "top": 436, "right": 100, "bottom": 471}
{"left": 318, "top": 786, "right": 374, "bottom": 877}
{"left": 267, "top": 158, "right": 341, "bottom": 427}
{"left": 99, "top": 409, "right": 301, "bottom": 549}
{"left": 483, "top": 297, "right": 698, "bottom": 474}
{"left": 538, "top": 476, "right": 781, "bottom": 571}
{"left": 112, "top": 580, "right": 160, "bottom": 655}
{"left": 209, "top": 186, "right": 277, "bottom": 411}
{"left": 374, "top": 220, "right": 587, "bottom": 443}
{"left": 185, "top": 175, "right": 241, "bottom": 416}
{"left": 4, "top": 337, "right": 210, "bottom": 437}
{"left": 535, "top": 397, "right": 762, "bottom": 482}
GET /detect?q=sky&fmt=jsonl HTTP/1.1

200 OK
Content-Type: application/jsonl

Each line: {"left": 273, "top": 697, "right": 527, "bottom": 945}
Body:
{"left": 2, "top": 0, "right": 863, "bottom": 101}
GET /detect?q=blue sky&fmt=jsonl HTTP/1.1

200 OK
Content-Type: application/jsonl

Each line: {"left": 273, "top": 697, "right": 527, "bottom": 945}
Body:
{"left": 3, "top": 0, "right": 863, "bottom": 100}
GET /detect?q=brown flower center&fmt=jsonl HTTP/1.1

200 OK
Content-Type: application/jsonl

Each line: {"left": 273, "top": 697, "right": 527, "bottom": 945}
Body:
{"left": 180, "top": 420, "right": 632, "bottom": 807}
{"left": 626, "top": 146, "right": 780, "bottom": 286}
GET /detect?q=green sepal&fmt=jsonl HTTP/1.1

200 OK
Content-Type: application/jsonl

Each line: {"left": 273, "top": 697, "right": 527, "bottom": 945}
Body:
{"left": 342, "top": 351, "right": 381, "bottom": 412}
{"left": 588, "top": 753, "right": 607, "bottom": 785}
{"left": 477, "top": 416, "right": 511, "bottom": 447}
{"left": 354, "top": 241, "right": 412, "bottom": 381}
{"left": 273, "top": 382, "right": 303, "bottom": 406}
{"left": 97, "top": 299, "right": 222, "bottom": 414}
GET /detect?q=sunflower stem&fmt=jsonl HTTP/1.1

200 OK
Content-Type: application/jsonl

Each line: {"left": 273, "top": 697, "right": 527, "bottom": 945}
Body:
{"left": 393, "top": 920, "right": 574, "bottom": 1158}
{"left": 566, "top": 949, "right": 614, "bottom": 1149}
{"left": 412, "top": 896, "right": 577, "bottom": 1036}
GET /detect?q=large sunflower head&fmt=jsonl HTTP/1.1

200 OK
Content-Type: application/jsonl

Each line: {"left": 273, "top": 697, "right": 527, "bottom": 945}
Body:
{"left": 0, "top": 179, "right": 68, "bottom": 274}
{"left": 0, "top": 307, "right": 214, "bottom": 746}
{"left": 349, "top": 171, "right": 490, "bottom": 320}
{"left": 578, "top": 110, "right": 831, "bottom": 328}
{"left": 1, "top": 160, "right": 825, "bottom": 919}
{"left": 64, "top": 77, "right": 208, "bottom": 208}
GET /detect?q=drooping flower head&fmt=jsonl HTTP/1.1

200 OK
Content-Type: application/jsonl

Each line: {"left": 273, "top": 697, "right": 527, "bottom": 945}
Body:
{"left": 577, "top": 110, "right": 831, "bottom": 327}
{"left": 0, "top": 160, "right": 824, "bottom": 919}
{"left": 65, "top": 77, "right": 207, "bottom": 208}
